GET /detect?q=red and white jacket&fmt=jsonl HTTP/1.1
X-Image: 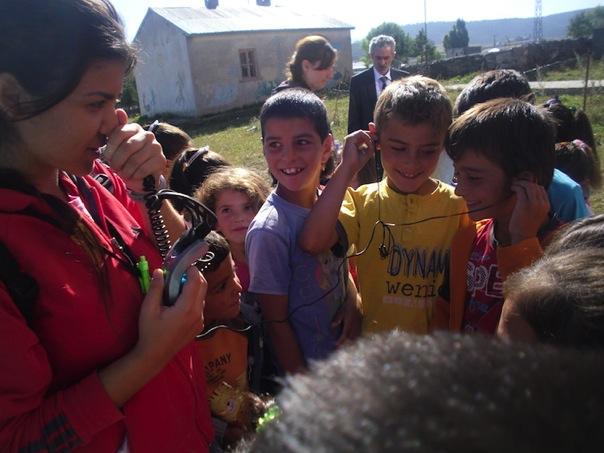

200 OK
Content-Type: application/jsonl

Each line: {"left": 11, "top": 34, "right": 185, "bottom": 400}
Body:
{"left": 0, "top": 162, "right": 213, "bottom": 452}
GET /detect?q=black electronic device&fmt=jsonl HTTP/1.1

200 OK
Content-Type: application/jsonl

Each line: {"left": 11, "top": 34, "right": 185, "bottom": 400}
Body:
{"left": 141, "top": 176, "right": 217, "bottom": 306}
{"left": 162, "top": 223, "right": 211, "bottom": 306}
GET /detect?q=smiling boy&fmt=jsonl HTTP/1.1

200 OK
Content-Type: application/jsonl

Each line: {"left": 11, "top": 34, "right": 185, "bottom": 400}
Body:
{"left": 246, "top": 90, "right": 361, "bottom": 374}
{"left": 300, "top": 76, "right": 469, "bottom": 335}
{"left": 432, "top": 98, "right": 557, "bottom": 333}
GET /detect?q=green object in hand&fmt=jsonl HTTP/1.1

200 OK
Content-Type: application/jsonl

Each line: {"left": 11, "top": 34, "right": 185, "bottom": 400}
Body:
{"left": 256, "top": 404, "right": 280, "bottom": 432}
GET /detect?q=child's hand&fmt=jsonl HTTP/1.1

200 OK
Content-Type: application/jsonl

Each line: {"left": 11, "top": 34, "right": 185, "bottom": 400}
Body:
{"left": 134, "top": 267, "right": 206, "bottom": 367}
{"left": 332, "top": 294, "right": 363, "bottom": 347}
{"left": 103, "top": 109, "right": 166, "bottom": 192}
{"left": 339, "top": 130, "right": 376, "bottom": 178}
{"left": 508, "top": 180, "right": 550, "bottom": 245}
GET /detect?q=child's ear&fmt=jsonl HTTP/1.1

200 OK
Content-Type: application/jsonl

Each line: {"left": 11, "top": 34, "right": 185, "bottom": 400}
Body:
{"left": 368, "top": 123, "right": 380, "bottom": 151}
{"left": 514, "top": 171, "right": 537, "bottom": 183}
{"left": 322, "top": 133, "right": 334, "bottom": 157}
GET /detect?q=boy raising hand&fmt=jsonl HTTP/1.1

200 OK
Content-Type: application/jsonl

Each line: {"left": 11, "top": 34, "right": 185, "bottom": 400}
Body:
{"left": 301, "top": 76, "right": 469, "bottom": 335}
{"left": 433, "top": 98, "right": 557, "bottom": 333}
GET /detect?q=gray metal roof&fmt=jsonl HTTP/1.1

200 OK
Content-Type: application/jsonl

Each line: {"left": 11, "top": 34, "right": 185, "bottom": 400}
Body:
{"left": 149, "top": 6, "right": 354, "bottom": 36}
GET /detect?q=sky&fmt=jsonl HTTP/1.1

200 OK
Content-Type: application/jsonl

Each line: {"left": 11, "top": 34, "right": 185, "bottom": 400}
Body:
{"left": 112, "top": 0, "right": 602, "bottom": 42}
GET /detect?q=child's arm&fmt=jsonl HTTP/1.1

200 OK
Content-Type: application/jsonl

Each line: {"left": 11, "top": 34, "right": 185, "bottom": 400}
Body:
{"left": 258, "top": 294, "right": 306, "bottom": 374}
{"left": 332, "top": 272, "right": 363, "bottom": 347}
{"left": 299, "top": 130, "right": 376, "bottom": 254}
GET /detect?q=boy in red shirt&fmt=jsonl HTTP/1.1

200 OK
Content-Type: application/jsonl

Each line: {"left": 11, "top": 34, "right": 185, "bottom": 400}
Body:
{"left": 433, "top": 98, "right": 559, "bottom": 333}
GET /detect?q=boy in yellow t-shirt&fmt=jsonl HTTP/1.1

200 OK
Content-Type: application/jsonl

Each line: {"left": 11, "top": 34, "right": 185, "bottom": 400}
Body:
{"left": 300, "top": 76, "right": 470, "bottom": 334}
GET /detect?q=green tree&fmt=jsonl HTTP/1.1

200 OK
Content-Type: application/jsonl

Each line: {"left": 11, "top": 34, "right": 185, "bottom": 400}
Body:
{"left": 412, "top": 29, "right": 440, "bottom": 63}
{"left": 568, "top": 6, "right": 604, "bottom": 38}
{"left": 443, "top": 18, "right": 469, "bottom": 50}
{"left": 120, "top": 73, "right": 139, "bottom": 112}
{"left": 363, "top": 22, "right": 413, "bottom": 62}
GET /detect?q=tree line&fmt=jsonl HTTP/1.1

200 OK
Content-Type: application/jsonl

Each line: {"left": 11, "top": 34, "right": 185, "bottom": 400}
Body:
{"left": 362, "top": 7, "right": 603, "bottom": 66}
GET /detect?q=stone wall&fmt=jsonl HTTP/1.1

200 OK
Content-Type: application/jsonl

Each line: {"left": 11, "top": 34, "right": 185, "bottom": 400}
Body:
{"left": 405, "top": 38, "right": 592, "bottom": 79}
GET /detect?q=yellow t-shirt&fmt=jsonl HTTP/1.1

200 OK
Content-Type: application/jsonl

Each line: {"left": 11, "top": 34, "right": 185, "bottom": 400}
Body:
{"left": 339, "top": 179, "right": 469, "bottom": 334}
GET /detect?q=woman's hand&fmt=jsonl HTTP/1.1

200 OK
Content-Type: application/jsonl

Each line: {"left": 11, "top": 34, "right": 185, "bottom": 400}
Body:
{"left": 98, "top": 266, "right": 206, "bottom": 407}
{"left": 135, "top": 266, "right": 206, "bottom": 366}
{"left": 103, "top": 109, "right": 166, "bottom": 192}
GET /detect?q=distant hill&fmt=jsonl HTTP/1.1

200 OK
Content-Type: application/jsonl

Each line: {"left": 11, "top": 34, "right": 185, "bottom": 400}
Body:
{"left": 352, "top": 8, "right": 592, "bottom": 59}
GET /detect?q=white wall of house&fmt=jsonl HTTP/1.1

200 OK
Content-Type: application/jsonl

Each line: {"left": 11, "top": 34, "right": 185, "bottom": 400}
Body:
{"left": 187, "top": 29, "right": 352, "bottom": 116}
{"left": 134, "top": 10, "right": 352, "bottom": 117}
{"left": 134, "top": 13, "right": 197, "bottom": 116}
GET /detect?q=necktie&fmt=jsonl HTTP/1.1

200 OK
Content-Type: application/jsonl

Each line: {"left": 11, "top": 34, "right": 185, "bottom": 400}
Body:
{"left": 380, "top": 76, "right": 389, "bottom": 92}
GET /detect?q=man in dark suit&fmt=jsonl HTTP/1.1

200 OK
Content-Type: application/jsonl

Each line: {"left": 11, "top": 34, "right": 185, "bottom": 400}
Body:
{"left": 348, "top": 35, "right": 408, "bottom": 185}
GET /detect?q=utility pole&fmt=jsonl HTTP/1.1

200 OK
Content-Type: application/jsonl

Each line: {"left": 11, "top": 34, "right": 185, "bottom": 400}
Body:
{"left": 534, "top": 0, "right": 543, "bottom": 42}
{"left": 424, "top": 0, "right": 428, "bottom": 65}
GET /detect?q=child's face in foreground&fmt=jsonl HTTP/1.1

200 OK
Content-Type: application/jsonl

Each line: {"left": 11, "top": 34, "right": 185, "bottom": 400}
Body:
{"left": 204, "top": 255, "right": 242, "bottom": 323}
{"left": 453, "top": 150, "right": 513, "bottom": 222}
{"left": 378, "top": 119, "right": 444, "bottom": 195}
{"left": 215, "top": 189, "right": 257, "bottom": 246}
{"left": 263, "top": 117, "right": 331, "bottom": 206}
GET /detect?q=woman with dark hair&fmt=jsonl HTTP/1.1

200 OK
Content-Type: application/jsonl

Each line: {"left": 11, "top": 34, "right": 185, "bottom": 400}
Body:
{"left": 273, "top": 35, "right": 337, "bottom": 93}
{"left": 0, "top": 0, "right": 212, "bottom": 451}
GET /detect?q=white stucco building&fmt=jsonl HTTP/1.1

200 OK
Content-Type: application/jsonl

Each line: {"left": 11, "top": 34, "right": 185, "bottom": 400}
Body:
{"left": 133, "top": 5, "right": 353, "bottom": 117}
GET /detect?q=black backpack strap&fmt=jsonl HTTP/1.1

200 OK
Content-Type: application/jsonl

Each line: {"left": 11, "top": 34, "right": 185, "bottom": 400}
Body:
{"left": 0, "top": 241, "right": 38, "bottom": 322}
{"left": 91, "top": 162, "right": 115, "bottom": 194}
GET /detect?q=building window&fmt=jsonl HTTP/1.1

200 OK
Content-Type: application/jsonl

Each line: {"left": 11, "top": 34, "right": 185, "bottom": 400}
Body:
{"left": 239, "top": 49, "right": 257, "bottom": 80}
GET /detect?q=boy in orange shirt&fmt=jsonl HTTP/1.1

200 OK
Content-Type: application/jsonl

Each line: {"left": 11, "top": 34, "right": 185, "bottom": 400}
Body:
{"left": 433, "top": 98, "right": 558, "bottom": 333}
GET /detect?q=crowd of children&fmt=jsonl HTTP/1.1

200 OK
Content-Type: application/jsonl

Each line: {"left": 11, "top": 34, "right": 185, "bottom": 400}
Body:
{"left": 0, "top": 1, "right": 602, "bottom": 451}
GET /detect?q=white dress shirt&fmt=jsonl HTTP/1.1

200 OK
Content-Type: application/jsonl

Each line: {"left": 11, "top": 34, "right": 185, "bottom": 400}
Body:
{"left": 373, "top": 67, "right": 391, "bottom": 97}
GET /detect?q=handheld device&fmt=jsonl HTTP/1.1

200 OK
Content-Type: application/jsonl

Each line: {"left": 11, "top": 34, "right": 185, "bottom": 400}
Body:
{"left": 162, "top": 222, "right": 212, "bottom": 306}
{"left": 140, "top": 176, "right": 216, "bottom": 306}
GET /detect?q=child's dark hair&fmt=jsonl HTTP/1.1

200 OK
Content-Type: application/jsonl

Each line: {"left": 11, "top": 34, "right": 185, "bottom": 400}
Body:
{"left": 447, "top": 98, "right": 556, "bottom": 188}
{"left": 543, "top": 96, "right": 601, "bottom": 189}
{"left": 373, "top": 76, "right": 452, "bottom": 137}
{"left": 545, "top": 214, "right": 604, "bottom": 255}
{"left": 199, "top": 231, "right": 231, "bottom": 274}
{"left": 554, "top": 140, "right": 598, "bottom": 198}
{"left": 286, "top": 35, "right": 337, "bottom": 86}
{"left": 243, "top": 331, "right": 604, "bottom": 452}
{"left": 146, "top": 122, "right": 193, "bottom": 161}
{"left": 260, "top": 89, "right": 330, "bottom": 142}
{"left": 196, "top": 167, "right": 270, "bottom": 215}
{"left": 504, "top": 248, "right": 604, "bottom": 350}
{"left": 454, "top": 69, "right": 535, "bottom": 116}
{"left": 169, "top": 146, "right": 230, "bottom": 211}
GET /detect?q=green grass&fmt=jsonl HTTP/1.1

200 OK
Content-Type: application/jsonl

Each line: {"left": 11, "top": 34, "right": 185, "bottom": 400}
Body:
{"left": 172, "top": 93, "right": 351, "bottom": 179}
{"left": 438, "top": 57, "right": 604, "bottom": 86}
{"left": 168, "top": 70, "right": 603, "bottom": 214}
{"left": 439, "top": 71, "right": 482, "bottom": 86}
{"left": 533, "top": 58, "right": 604, "bottom": 82}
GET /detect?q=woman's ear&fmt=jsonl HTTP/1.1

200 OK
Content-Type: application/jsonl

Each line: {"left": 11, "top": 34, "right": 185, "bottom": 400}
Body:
{"left": 301, "top": 59, "right": 313, "bottom": 73}
{"left": 0, "top": 73, "right": 27, "bottom": 119}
